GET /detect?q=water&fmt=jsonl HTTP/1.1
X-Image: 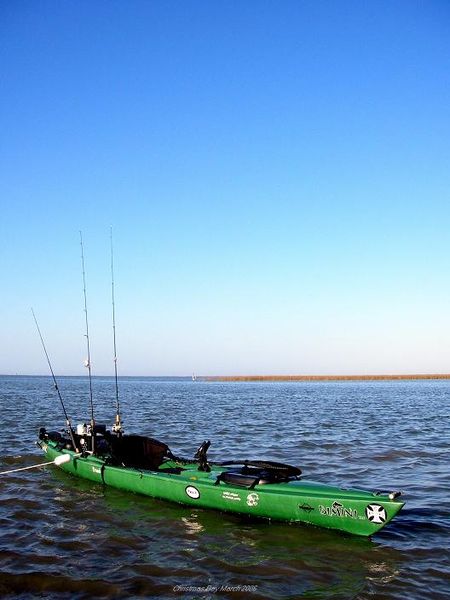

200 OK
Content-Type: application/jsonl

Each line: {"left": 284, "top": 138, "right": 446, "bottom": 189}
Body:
{"left": 0, "top": 376, "right": 448, "bottom": 599}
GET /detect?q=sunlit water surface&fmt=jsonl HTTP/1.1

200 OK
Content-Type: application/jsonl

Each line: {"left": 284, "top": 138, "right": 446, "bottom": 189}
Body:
{"left": 0, "top": 376, "right": 448, "bottom": 599}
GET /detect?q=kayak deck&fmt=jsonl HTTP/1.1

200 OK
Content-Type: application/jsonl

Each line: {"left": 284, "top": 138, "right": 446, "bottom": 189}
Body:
{"left": 39, "top": 439, "right": 404, "bottom": 537}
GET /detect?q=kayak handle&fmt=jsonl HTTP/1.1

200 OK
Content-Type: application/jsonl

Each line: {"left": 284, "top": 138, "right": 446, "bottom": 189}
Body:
{"left": 374, "top": 490, "right": 402, "bottom": 500}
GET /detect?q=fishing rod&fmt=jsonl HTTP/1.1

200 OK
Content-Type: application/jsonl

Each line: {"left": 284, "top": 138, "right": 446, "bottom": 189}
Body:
{"left": 110, "top": 227, "right": 122, "bottom": 435}
{"left": 31, "top": 308, "right": 80, "bottom": 453}
{"left": 79, "top": 232, "right": 96, "bottom": 452}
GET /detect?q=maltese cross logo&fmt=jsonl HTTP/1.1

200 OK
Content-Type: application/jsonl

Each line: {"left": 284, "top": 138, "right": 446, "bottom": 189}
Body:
{"left": 365, "top": 504, "right": 387, "bottom": 524}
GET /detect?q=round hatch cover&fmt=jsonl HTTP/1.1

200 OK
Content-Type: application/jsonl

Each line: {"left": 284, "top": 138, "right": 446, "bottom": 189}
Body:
{"left": 185, "top": 486, "right": 200, "bottom": 499}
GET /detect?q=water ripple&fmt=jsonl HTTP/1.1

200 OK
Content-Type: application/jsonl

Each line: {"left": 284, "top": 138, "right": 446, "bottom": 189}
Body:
{"left": 0, "top": 376, "right": 448, "bottom": 599}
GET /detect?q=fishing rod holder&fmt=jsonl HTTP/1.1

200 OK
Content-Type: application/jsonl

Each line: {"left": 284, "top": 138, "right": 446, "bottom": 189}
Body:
{"left": 194, "top": 440, "right": 211, "bottom": 472}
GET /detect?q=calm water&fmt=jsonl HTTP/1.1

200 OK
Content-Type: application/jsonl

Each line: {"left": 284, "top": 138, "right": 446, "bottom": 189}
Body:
{"left": 0, "top": 376, "right": 448, "bottom": 599}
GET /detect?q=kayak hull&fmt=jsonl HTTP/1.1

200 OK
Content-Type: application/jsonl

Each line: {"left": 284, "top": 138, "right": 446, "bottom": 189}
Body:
{"left": 39, "top": 440, "right": 404, "bottom": 537}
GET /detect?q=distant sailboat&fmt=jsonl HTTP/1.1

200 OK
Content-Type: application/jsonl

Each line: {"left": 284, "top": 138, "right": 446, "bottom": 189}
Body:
{"left": 192, "top": 373, "right": 197, "bottom": 382}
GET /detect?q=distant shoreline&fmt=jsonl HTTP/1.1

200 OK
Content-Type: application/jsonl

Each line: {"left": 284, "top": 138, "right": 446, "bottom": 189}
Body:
{"left": 204, "top": 373, "right": 450, "bottom": 382}
{"left": 2, "top": 373, "right": 450, "bottom": 381}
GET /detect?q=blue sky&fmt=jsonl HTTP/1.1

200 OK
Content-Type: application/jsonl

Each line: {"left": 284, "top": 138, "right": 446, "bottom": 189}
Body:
{"left": 1, "top": 0, "right": 450, "bottom": 376}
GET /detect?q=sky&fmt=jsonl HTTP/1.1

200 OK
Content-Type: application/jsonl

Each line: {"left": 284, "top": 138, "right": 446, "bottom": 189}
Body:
{"left": 1, "top": 0, "right": 450, "bottom": 376}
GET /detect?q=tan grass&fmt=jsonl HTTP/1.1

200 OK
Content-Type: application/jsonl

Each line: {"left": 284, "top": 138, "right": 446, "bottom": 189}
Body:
{"left": 204, "top": 373, "right": 450, "bottom": 382}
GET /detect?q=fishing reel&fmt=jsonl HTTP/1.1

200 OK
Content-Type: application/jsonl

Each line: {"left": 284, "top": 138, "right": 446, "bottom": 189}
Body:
{"left": 112, "top": 415, "right": 124, "bottom": 435}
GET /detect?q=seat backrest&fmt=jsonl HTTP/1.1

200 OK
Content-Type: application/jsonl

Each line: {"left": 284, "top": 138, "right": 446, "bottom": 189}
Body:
{"left": 111, "top": 435, "right": 169, "bottom": 470}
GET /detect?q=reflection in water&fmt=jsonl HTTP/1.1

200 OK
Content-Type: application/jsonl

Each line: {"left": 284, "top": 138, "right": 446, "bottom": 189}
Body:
{"left": 181, "top": 515, "right": 205, "bottom": 536}
{"left": 365, "top": 561, "right": 400, "bottom": 584}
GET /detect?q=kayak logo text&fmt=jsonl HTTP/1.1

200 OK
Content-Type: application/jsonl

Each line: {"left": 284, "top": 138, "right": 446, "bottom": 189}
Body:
{"left": 319, "top": 501, "right": 358, "bottom": 519}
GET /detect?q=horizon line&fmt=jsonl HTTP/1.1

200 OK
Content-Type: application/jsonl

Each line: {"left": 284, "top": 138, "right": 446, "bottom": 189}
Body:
{"left": 2, "top": 372, "right": 450, "bottom": 381}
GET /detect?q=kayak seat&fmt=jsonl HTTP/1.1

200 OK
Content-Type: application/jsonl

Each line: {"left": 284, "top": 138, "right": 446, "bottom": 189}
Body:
{"left": 217, "top": 460, "right": 301, "bottom": 479}
{"left": 108, "top": 435, "right": 170, "bottom": 470}
{"left": 215, "top": 471, "right": 260, "bottom": 489}
{"left": 215, "top": 462, "right": 301, "bottom": 489}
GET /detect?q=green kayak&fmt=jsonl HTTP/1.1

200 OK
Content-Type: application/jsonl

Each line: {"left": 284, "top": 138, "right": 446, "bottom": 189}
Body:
{"left": 37, "top": 429, "right": 404, "bottom": 537}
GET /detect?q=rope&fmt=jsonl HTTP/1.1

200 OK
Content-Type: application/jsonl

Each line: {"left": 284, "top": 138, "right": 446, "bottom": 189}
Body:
{"left": 0, "top": 460, "right": 56, "bottom": 476}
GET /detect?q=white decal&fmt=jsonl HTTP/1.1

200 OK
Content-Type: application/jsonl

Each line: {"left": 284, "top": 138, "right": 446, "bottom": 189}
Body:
{"left": 185, "top": 486, "right": 200, "bottom": 500}
{"left": 222, "top": 491, "right": 241, "bottom": 502}
{"left": 365, "top": 504, "right": 387, "bottom": 524}
{"left": 246, "top": 492, "right": 259, "bottom": 507}
{"left": 92, "top": 467, "right": 101, "bottom": 474}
